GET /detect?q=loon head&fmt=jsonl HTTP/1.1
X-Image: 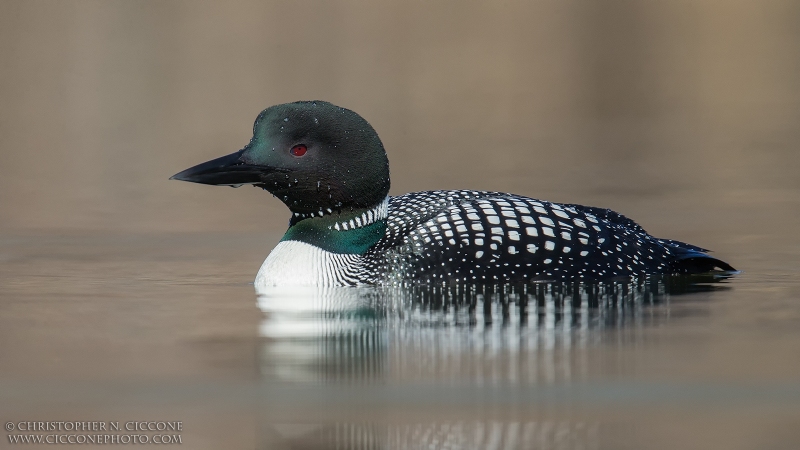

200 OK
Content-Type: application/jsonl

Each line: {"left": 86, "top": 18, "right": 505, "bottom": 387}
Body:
{"left": 171, "top": 101, "right": 390, "bottom": 217}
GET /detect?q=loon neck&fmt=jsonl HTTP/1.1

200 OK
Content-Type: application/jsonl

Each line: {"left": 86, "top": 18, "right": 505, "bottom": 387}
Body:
{"left": 289, "top": 196, "right": 389, "bottom": 228}
{"left": 281, "top": 197, "right": 389, "bottom": 254}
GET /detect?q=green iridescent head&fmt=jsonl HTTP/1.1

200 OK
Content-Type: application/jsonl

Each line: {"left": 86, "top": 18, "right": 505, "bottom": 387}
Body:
{"left": 172, "top": 101, "right": 390, "bottom": 215}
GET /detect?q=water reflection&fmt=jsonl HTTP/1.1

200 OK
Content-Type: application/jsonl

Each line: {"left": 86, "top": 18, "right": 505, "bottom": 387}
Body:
{"left": 256, "top": 276, "right": 731, "bottom": 384}
{"left": 266, "top": 420, "right": 600, "bottom": 450}
{"left": 255, "top": 277, "right": 731, "bottom": 448}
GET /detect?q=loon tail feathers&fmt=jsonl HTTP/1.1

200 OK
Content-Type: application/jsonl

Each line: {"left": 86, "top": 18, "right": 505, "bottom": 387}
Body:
{"left": 666, "top": 243, "right": 737, "bottom": 275}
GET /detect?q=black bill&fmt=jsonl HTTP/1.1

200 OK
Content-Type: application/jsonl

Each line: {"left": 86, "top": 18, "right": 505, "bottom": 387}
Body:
{"left": 170, "top": 150, "right": 288, "bottom": 186}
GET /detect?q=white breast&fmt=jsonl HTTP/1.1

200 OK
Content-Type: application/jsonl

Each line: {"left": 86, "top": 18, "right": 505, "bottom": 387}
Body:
{"left": 254, "top": 241, "right": 367, "bottom": 288}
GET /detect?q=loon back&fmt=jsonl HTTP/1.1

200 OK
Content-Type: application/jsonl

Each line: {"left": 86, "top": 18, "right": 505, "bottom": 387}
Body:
{"left": 364, "top": 190, "right": 734, "bottom": 285}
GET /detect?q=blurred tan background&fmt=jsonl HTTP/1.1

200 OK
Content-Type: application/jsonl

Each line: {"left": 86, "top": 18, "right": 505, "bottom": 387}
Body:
{"left": 0, "top": 0, "right": 798, "bottom": 239}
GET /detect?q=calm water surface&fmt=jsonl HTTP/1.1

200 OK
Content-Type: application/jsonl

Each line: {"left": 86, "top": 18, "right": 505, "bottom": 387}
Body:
{"left": 1, "top": 197, "right": 799, "bottom": 449}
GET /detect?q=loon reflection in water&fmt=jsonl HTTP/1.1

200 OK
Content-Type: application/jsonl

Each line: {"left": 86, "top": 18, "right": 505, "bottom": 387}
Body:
{"left": 256, "top": 276, "right": 729, "bottom": 449}
{"left": 265, "top": 421, "right": 600, "bottom": 450}
{"left": 256, "top": 275, "right": 731, "bottom": 384}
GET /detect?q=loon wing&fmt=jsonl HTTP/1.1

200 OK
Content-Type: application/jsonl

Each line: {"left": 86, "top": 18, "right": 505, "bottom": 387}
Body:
{"left": 564, "top": 203, "right": 735, "bottom": 273}
{"left": 373, "top": 190, "right": 734, "bottom": 282}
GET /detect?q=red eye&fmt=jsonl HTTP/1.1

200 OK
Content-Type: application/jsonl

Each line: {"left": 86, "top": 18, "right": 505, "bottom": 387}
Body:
{"left": 290, "top": 144, "right": 307, "bottom": 157}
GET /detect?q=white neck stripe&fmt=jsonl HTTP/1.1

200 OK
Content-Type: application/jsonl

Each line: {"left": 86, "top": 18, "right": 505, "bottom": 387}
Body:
{"left": 331, "top": 196, "right": 389, "bottom": 231}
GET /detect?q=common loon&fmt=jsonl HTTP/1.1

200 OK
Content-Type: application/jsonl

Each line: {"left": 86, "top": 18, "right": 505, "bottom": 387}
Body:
{"left": 171, "top": 101, "right": 735, "bottom": 287}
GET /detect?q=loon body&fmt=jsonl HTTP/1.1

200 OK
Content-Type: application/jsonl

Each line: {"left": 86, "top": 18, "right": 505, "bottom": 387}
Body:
{"left": 172, "top": 101, "right": 735, "bottom": 287}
